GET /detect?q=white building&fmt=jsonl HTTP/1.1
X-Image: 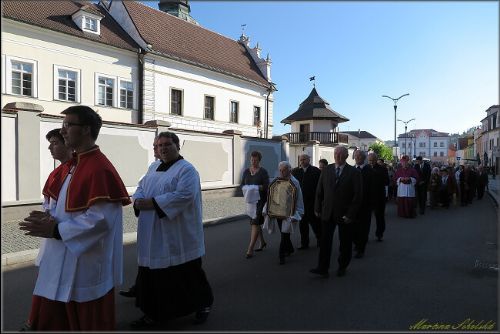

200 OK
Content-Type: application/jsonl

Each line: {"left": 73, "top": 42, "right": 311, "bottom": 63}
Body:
{"left": 2, "top": 1, "right": 141, "bottom": 123}
{"left": 398, "top": 129, "right": 450, "bottom": 163}
{"left": 105, "top": 0, "right": 276, "bottom": 137}
{"left": 340, "top": 131, "right": 383, "bottom": 151}
{"left": 477, "top": 105, "right": 499, "bottom": 171}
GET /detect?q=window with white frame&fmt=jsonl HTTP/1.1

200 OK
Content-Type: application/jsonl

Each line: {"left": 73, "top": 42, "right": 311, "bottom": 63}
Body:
{"left": 97, "top": 76, "right": 114, "bottom": 106}
{"left": 84, "top": 17, "right": 97, "bottom": 32}
{"left": 433, "top": 142, "right": 437, "bottom": 147}
{"left": 419, "top": 142, "right": 426, "bottom": 148}
{"left": 440, "top": 152, "right": 444, "bottom": 157}
{"left": 440, "top": 142, "right": 444, "bottom": 147}
{"left": 119, "top": 80, "right": 133, "bottom": 109}
{"left": 57, "top": 68, "right": 78, "bottom": 102}
{"left": 170, "top": 89, "right": 182, "bottom": 115}
{"left": 434, "top": 152, "right": 437, "bottom": 157}
{"left": 11, "top": 61, "right": 33, "bottom": 96}
{"left": 230, "top": 101, "right": 239, "bottom": 123}
{"left": 204, "top": 95, "right": 214, "bottom": 120}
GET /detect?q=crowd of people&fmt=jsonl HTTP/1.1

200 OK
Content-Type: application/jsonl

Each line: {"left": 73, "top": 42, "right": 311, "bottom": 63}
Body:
{"left": 18, "top": 106, "right": 493, "bottom": 330}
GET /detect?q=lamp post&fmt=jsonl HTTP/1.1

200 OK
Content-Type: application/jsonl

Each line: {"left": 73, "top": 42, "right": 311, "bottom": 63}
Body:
{"left": 397, "top": 118, "right": 415, "bottom": 157}
{"left": 382, "top": 93, "right": 410, "bottom": 159}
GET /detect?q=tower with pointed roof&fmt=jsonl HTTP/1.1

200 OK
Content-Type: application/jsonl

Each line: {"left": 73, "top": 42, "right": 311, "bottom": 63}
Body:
{"left": 158, "top": 0, "right": 198, "bottom": 25}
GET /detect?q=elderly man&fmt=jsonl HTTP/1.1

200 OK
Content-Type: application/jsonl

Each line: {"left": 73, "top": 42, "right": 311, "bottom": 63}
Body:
{"left": 311, "top": 146, "right": 362, "bottom": 278}
{"left": 20, "top": 105, "right": 130, "bottom": 331}
{"left": 292, "top": 154, "right": 321, "bottom": 249}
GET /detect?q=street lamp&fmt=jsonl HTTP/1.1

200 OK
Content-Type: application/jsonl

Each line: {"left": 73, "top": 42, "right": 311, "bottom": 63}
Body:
{"left": 397, "top": 118, "right": 415, "bottom": 157}
{"left": 382, "top": 93, "right": 410, "bottom": 158}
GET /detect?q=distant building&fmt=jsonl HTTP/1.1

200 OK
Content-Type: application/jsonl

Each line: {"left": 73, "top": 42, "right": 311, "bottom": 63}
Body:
{"left": 398, "top": 129, "right": 450, "bottom": 164}
{"left": 476, "top": 105, "right": 499, "bottom": 171}
{"left": 340, "top": 130, "right": 383, "bottom": 151}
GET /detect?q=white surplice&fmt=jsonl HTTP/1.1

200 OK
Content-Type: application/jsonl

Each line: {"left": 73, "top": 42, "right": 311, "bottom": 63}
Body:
{"left": 133, "top": 159, "right": 205, "bottom": 269}
{"left": 33, "top": 172, "right": 124, "bottom": 303}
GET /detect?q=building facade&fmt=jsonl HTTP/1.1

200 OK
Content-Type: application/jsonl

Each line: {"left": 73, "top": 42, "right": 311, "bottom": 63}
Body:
{"left": 476, "top": 105, "right": 499, "bottom": 171}
{"left": 2, "top": 1, "right": 141, "bottom": 123}
{"left": 340, "top": 131, "right": 383, "bottom": 151}
{"left": 105, "top": 0, "right": 275, "bottom": 138}
{"left": 398, "top": 129, "right": 450, "bottom": 163}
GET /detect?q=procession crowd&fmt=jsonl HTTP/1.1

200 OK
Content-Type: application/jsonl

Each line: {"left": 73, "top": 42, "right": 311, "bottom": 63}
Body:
{"left": 17, "top": 104, "right": 492, "bottom": 331}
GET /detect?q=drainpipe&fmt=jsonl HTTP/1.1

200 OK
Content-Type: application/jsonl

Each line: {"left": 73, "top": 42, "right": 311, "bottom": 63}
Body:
{"left": 264, "top": 83, "right": 277, "bottom": 139}
{"left": 137, "top": 48, "right": 144, "bottom": 124}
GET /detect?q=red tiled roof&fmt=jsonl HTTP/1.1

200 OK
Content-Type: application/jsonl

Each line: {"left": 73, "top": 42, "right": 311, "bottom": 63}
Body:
{"left": 122, "top": 1, "right": 270, "bottom": 87}
{"left": 2, "top": 1, "right": 139, "bottom": 52}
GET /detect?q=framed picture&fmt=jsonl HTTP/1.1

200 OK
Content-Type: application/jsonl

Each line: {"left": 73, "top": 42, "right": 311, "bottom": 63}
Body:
{"left": 266, "top": 178, "right": 298, "bottom": 219}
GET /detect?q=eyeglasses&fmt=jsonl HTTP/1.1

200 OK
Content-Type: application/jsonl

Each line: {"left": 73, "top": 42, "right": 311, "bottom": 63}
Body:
{"left": 62, "top": 121, "right": 84, "bottom": 128}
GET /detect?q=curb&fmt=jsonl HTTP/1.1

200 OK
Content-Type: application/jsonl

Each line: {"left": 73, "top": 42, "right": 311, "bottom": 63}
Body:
{"left": 486, "top": 190, "right": 498, "bottom": 208}
{"left": 1, "top": 214, "right": 247, "bottom": 269}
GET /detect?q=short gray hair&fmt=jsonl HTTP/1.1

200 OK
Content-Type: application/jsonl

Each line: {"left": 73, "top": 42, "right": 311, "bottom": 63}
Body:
{"left": 278, "top": 161, "right": 291, "bottom": 170}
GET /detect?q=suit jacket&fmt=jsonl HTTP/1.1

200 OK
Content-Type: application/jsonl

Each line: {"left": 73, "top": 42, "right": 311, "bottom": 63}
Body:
{"left": 315, "top": 163, "right": 363, "bottom": 224}
{"left": 371, "top": 164, "right": 389, "bottom": 205}
{"left": 291, "top": 165, "right": 321, "bottom": 212}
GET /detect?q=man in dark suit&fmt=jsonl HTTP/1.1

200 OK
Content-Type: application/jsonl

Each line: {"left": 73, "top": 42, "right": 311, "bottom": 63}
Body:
{"left": 310, "top": 146, "right": 362, "bottom": 278}
{"left": 414, "top": 156, "right": 431, "bottom": 215}
{"left": 368, "top": 152, "right": 390, "bottom": 242}
{"left": 292, "top": 154, "right": 321, "bottom": 249}
{"left": 352, "top": 150, "right": 373, "bottom": 259}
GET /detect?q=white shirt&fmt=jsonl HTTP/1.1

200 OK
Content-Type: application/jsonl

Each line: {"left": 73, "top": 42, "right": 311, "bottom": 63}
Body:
{"left": 133, "top": 159, "right": 205, "bottom": 269}
{"left": 34, "top": 172, "right": 124, "bottom": 303}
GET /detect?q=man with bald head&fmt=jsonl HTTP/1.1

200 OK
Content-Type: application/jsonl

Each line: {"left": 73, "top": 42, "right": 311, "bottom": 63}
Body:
{"left": 311, "top": 146, "right": 362, "bottom": 278}
{"left": 292, "top": 154, "right": 321, "bottom": 249}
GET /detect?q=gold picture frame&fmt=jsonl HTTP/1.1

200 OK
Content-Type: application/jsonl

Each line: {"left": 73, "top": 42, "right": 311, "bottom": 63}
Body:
{"left": 266, "top": 178, "right": 298, "bottom": 219}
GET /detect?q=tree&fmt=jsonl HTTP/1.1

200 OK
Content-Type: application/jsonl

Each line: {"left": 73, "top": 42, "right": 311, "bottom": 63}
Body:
{"left": 368, "top": 142, "right": 394, "bottom": 162}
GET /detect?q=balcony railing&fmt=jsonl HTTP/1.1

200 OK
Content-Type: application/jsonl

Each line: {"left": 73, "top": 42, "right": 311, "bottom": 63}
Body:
{"left": 286, "top": 132, "right": 348, "bottom": 145}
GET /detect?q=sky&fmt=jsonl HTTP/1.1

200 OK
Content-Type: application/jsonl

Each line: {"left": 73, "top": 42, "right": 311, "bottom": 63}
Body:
{"left": 143, "top": 1, "right": 498, "bottom": 141}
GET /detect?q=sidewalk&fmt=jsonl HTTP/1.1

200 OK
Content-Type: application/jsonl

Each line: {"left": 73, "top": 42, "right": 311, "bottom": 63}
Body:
{"left": 2, "top": 196, "right": 247, "bottom": 267}
{"left": 487, "top": 174, "right": 499, "bottom": 207}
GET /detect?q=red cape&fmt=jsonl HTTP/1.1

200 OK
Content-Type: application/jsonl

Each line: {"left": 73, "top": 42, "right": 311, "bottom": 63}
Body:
{"left": 43, "top": 146, "right": 131, "bottom": 212}
{"left": 42, "top": 160, "right": 72, "bottom": 201}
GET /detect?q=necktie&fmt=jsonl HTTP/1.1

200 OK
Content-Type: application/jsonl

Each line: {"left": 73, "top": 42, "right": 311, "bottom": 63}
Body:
{"left": 335, "top": 167, "right": 340, "bottom": 184}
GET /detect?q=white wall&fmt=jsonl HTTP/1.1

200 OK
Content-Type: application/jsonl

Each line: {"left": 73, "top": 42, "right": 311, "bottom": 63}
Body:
{"left": 1, "top": 114, "right": 17, "bottom": 201}
{"left": 2, "top": 20, "right": 138, "bottom": 123}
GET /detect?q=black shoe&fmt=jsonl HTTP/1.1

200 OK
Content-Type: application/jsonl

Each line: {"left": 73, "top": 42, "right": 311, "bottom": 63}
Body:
{"left": 336, "top": 268, "right": 346, "bottom": 277}
{"left": 309, "top": 268, "right": 329, "bottom": 278}
{"left": 119, "top": 286, "right": 136, "bottom": 298}
{"left": 377, "top": 236, "right": 383, "bottom": 242}
{"left": 130, "top": 315, "right": 158, "bottom": 329}
{"left": 298, "top": 245, "right": 309, "bottom": 250}
{"left": 279, "top": 257, "right": 286, "bottom": 265}
{"left": 193, "top": 307, "right": 211, "bottom": 325}
{"left": 245, "top": 252, "right": 254, "bottom": 259}
{"left": 354, "top": 251, "right": 364, "bottom": 259}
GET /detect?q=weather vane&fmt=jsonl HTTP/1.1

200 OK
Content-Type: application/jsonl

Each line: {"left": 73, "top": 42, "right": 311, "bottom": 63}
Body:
{"left": 241, "top": 24, "right": 247, "bottom": 35}
{"left": 309, "top": 75, "right": 316, "bottom": 87}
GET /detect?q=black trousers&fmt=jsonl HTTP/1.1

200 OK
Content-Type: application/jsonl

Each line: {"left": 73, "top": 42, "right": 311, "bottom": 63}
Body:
{"left": 299, "top": 210, "right": 321, "bottom": 247}
{"left": 317, "top": 220, "right": 353, "bottom": 272}
{"left": 439, "top": 189, "right": 450, "bottom": 208}
{"left": 136, "top": 258, "right": 214, "bottom": 321}
{"left": 277, "top": 219, "right": 294, "bottom": 259}
{"left": 353, "top": 209, "right": 371, "bottom": 253}
{"left": 373, "top": 200, "right": 386, "bottom": 238}
{"left": 477, "top": 185, "right": 486, "bottom": 199}
{"left": 416, "top": 183, "right": 428, "bottom": 213}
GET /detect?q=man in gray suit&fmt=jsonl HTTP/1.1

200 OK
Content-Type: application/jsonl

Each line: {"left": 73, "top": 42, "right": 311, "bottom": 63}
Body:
{"left": 310, "top": 146, "right": 363, "bottom": 278}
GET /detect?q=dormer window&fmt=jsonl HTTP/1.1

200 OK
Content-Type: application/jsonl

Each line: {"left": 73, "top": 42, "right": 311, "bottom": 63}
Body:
{"left": 84, "top": 17, "right": 97, "bottom": 32}
{"left": 71, "top": 5, "right": 103, "bottom": 36}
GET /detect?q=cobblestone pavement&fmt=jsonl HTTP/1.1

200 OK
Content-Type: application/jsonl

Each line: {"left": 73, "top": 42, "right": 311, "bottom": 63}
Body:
{"left": 1, "top": 197, "right": 246, "bottom": 254}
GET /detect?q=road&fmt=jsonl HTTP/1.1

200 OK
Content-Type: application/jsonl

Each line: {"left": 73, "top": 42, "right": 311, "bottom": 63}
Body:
{"left": 2, "top": 197, "right": 497, "bottom": 331}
